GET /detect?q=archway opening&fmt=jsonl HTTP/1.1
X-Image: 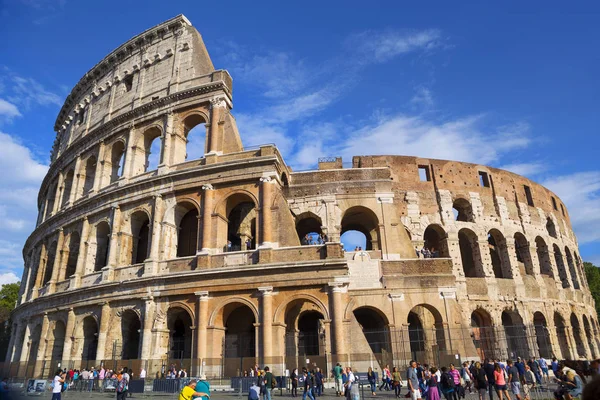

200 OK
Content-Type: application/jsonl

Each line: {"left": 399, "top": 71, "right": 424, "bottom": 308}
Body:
{"left": 225, "top": 194, "right": 256, "bottom": 251}
{"left": 533, "top": 312, "right": 552, "bottom": 358}
{"left": 565, "top": 248, "right": 580, "bottom": 289}
{"left": 43, "top": 241, "right": 57, "bottom": 285}
{"left": 143, "top": 127, "right": 162, "bottom": 172}
{"left": 514, "top": 233, "right": 534, "bottom": 276}
{"left": 82, "top": 316, "right": 98, "bottom": 361}
{"left": 110, "top": 141, "right": 126, "bottom": 183}
{"left": 61, "top": 169, "right": 75, "bottom": 207}
{"left": 167, "top": 308, "right": 193, "bottom": 360}
{"left": 183, "top": 114, "right": 206, "bottom": 161}
{"left": 341, "top": 206, "right": 380, "bottom": 251}
{"left": 297, "top": 311, "right": 325, "bottom": 356}
{"left": 28, "top": 325, "right": 42, "bottom": 365}
{"left": 121, "top": 310, "right": 141, "bottom": 360}
{"left": 553, "top": 244, "right": 570, "bottom": 288}
{"left": 224, "top": 304, "right": 256, "bottom": 358}
{"left": 570, "top": 313, "right": 586, "bottom": 358}
{"left": 296, "top": 212, "right": 323, "bottom": 245}
{"left": 583, "top": 316, "right": 596, "bottom": 358}
{"left": 501, "top": 310, "right": 526, "bottom": 359}
{"left": 452, "top": 198, "right": 474, "bottom": 222}
{"left": 94, "top": 222, "right": 110, "bottom": 271}
{"left": 546, "top": 217, "right": 557, "bottom": 238}
{"left": 407, "top": 304, "right": 446, "bottom": 365}
{"left": 64, "top": 232, "right": 80, "bottom": 279}
{"left": 177, "top": 207, "right": 199, "bottom": 257}
{"left": 82, "top": 156, "right": 97, "bottom": 195}
{"left": 50, "top": 321, "right": 66, "bottom": 362}
{"left": 423, "top": 224, "right": 449, "bottom": 257}
{"left": 488, "top": 229, "right": 512, "bottom": 279}
{"left": 535, "top": 237, "right": 553, "bottom": 277}
{"left": 354, "top": 307, "right": 391, "bottom": 355}
{"left": 471, "top": 309, "right": 495, "bottom": 360}
{"left": 131, "top": 211, "right": 150, "bottom": 264}
{"left": 554, "top": 313, "right": 570, "bottom": 359}
{"left": 341, "top": 230, "right": 366, "bottom": 251}
{"left": 458, "top": 228, "right": 483, "bottom": 277}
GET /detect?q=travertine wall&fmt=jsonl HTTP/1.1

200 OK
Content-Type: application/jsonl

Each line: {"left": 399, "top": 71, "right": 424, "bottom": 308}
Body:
{"left": 7, "top": 15, "right": 599, "bottom": 380}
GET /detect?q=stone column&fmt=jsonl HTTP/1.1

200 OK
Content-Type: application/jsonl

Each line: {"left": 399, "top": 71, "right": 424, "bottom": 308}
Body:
{"left": 200, "top": 184, "right": 214, "bottom": 253}
{"left": 140, "top": 297, "right": 155, "bottom": 361}
{"left": 20, "top": 261, "right": 33, "bottom": 304}
{"left": 62, "top": 308, "right": 76, "bottom": 366}
{"left": 71, "top": 217, "right": 89, "bottom": 289}
{"left": 33, "top": 313, "right": 50, "bottom": 377}
{"left": 259, "top": 177, "right": 274, "bottom": 247}
{"left": 95, "top": 302, "right": 111, "bottom": 361}
{"left": 69, "top": 155, "right": 82, "bottom": 205}
{"left": 103, "top": 206, "right": 121, "bottom": 281}
{"left": 92, "top": 140, "right": 106, "bottom": 192}
{"left": 259, "top": 287, "right": 274, "bottom": 364}
{"left": 53, "top": 171, "right": 65, "bottom": 215}
{"left": 31, "top": 244, "right": 47, "bottom": 300}
{"left": 5, "top": 322, "right": 19, "bottom": 363}
{"left": 159, "top": 113, "right": 174, "bottom": 169}
{"left": 144, "top": 195, "right": 163, "bottom": 276}
{"left": 48, "top": 229, "right": 65, "bottom": 294}
{"left": 328, "top": 281, "right": 348, "bottom": 362}
{"left": 207, "top": 97, "right": 228, "bottom": 154}
{"left": 195, "top": 291, "right": 209, "bottom": 371}
{"left": 18, "top": 321, "right": 31, "bottom": 376}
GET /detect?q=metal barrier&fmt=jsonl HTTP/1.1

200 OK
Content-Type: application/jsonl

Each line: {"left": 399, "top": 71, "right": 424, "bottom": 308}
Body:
{"left": 152, "top": 378, "right": 189, "bottom": 393}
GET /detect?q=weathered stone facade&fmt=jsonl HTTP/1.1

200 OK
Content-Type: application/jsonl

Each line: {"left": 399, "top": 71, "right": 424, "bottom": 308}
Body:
{"left": 6, "top": 15, "right": 599, "bottom": 378}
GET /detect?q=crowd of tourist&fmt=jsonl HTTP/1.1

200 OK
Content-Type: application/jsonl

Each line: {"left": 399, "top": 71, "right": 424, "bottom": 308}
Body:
{"left": 415, "top": 247, "right": 440, "bottom": 259}
{"left": 301, "top": 234, "right": 329, "bottom": 246}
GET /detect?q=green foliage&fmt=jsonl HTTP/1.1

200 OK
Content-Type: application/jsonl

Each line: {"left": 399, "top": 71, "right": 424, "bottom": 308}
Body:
{"left": 0, "top": 282, "right": 20, "bottom": 358}
{"left": 584, "top": 262, "right": 600, "bottom": 317}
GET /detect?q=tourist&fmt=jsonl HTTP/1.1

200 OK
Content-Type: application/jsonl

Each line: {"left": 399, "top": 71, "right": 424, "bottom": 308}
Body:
{"left": 392, "top": 366, "right": 403, "bottom": 398}
{"left": 51, "top": 369, "right": 66, "bottom": 400}
{"left": 303, "top": 368, "right": 315, "bottom": 400}
{"left": 461, "top": 362, "right": 473, "bottom": 394}
{"left": 407, "top": 360, "right": 422, "bottom": 399}
{"left": 315, "top": 368, "right": 324, "bottom": 397}
{"left": 551, "top": 358, "right": 559, "bottom": 376}
{"left": 439, "top": 367, "right": 456, "bottom": 400}
{"left": 507, "top": 360, "right": 521, "bottom": 400}
{"left": 449, "top": 364, "right": 462, "bottom": 399}
{"left": 483, "top": 360, "right": 495, "bottom": 400}
{"left": 473, "top": 362, "right": 488, "bottom": 400}
{"left": 415, "top": 247, "right": 420, "bottom": 258}
{"left": 333, "top": 363, "right": 343, "bottom": 396}
{"left": 380, "top": 364, "right": 391, "bottom": 391}
{"left": 522, "top": 365, "right": 535, "bottom": 400}
{"left": 525, "top": 359, "right": 541, "bottom": 385}
{"left": 249, "top": 381, "right": 261, "bottom": 400}
{"left": 428, "top": 367, "right": 440, "bottom": 400}
{"left": 116, "top": 368, "right": 129, "bottom": 400}
{"left": 227, "top": 240, "right": 232, "bottom": 251}
{"left": 538, "top": 357, "right": 549, "bottom": 383}
{"left": 195, "top": 374, "right": 211, "bottom": 400}
{"left": 178, "top": 380, "right": 209, "bottom": 400}
{"left": 554, "top": 369, "right": 583, "bottom": 400}
{"left": 367, "top": 367, "right": 376, "bottom": 396}
{"left": 493, "top": 363, "right": 509, "bottom": 400}
{"left": 246, "top": 238, "right": 252, "bottom": 250}
{"left": 344, "top": 367, "right": 355, "bottom": 400}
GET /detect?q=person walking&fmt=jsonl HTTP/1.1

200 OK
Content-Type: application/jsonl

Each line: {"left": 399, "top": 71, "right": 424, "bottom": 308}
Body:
{"left": 333, "top": 363, "right": 343, "bottom": 397}
{"left": 493, "top": 363, "right": 510, "bottom": 400}
{"left": 461, "top": 362, "right": 473, "bottom": 394}
{"left": 303, "top": 368, "right": 315, "bottom": 400}
{"left": 407, "top": 360, "right": 422, "bottom": 400}
{"left": 483, "top": 360, "right": 496, "bottom": 400}
{"left": 291, "top": 368, "right": 299, "bottom": 398}
{"left": 428, "top": 368, "right": 441, "bottom": 400}
{"left": 439, "top": 367, "right": 456, "bottom": 400}
{"left": 344, "top": 367, "right": 355, "bottom": 400}
{"left": 474, "top": 362, "right": 488, "bottom": 400}
{"left": 51, "top": 370, "right": 66, "bottom": 400}
{"left": 263, "top": 366, "right": 276, "bottom": 400}
{"left": 392, "top": 366, "right": 403, "bottom": 398}
{"left": 367, "top": 367, "right": 377, "bottom": 396}
{"left": 380, "top": 365, "right": 391, "bottom": 391}
{"left": 507, "top": 360, "right": 521, "bottom": 400}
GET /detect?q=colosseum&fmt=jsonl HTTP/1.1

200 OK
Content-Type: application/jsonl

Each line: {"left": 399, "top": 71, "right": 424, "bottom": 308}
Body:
{"left": 5, "top": 15, "right": 599, "bottom": 379}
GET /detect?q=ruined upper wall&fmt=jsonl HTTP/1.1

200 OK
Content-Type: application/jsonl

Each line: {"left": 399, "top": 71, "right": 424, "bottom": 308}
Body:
{"left": 51, "top": 14, "right": 221, "bottom": 163}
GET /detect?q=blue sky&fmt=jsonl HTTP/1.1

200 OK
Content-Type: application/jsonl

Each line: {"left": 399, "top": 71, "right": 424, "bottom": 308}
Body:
{"left": 0, "top": 0, "right": 599, "bottom": 282}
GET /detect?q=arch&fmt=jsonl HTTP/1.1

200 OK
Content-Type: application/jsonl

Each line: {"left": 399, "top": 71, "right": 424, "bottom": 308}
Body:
{"left": 570, "top": 313, "right": 586, "bottom": 358}
{"left": 407, "top": 304, "right": 447, "bottom": 365}
{"left": 553, "top": 244, "right": 570, "bottom": 288}
{"left": 501, "top": 310, "right": 526, "bottom": 359}
{"left": 452, "top": 198, "right": 474, "bottom": 222}
{"left": 423, "top": 224, "right": 449, "bottom": 257}
{"left": 514, "top": 232, "right": 534, "bottom": 276}
{"left": 183, "top": 113, "right": 207, "bottom": 161}
{"left": 43, "top": 241, "right": 58, "bottom": 285}
{"left": 110, "top": 140, "right": 126, "bottom": 183}
{"left": 546, "top": 217, "right": 557, "bottom": 238}
{"left": 281, "top": 172, "right": 289, "bottom": 186}
{"left": 141, "top": 126, "right": 162, "bottom": 172}
{"left": 554, "top": 312, "right": 570, "bottom": 359}
{"left": 82, "top": 315, "right": 98, "bottom": 361}
{"left": 535, "top": 237, "right": 554, "bottom": 277}
{"left": 94, "top": 221, "right": 111, "bottom": 271}
{"left": 533, "top": 311, "right": 552, "bottom": 358}
{"left": 582, "top": 315, "right": 596, "bottom": 358}
{"left": 471, "top": 308, "right": 496, "bottom": 360}
{"left": 130, "top": 210, "right": 150, "bottom": 264}
{"left": 564, "top": 247, "right": 580, "bottom": 289}
{"left": 222, "top": 192, "right": 257, "bottom": 251}
{"left": 50, "top": 320, "right": 66, "bottom": 362}
{"left": 274, "top": 294, "right": 329, "bottom": 325}
{"left": 296, "top": 212, "right": 323, "bottom": 245}
{"left": 82, "top": 155, "right": 97, "bottom": 195}
{"left": 121, "top": 309, "right": 141, "bottom": 360}
{"left": 64, "top": 231, "right": 80, "bottom": 280}
{"left": 340, "top": 206, "right": 380, "bottom": 251}
{"left": 177, "top": 205, "right": 199, "bottom": 257}
{"left": 488, "top": 229, "right": 513, "bottom": 279}
{"left": 61, "top": 169, "right": 75, "bottom": 207}
{"left": 45, "top": 180, "right": 58, "bottom": 218}
{"left": 458, "top": 228, "right": 483, "bottom": 277}
{"left": 222, "top": 303, "right": 256, "bottom": 358}
{"left": 354, "top": 306, "right": 391, "bottom": 355}
{"left": 28, "top": 324, "right": 42, "bottom": 364}
{"left": 167, "top": 306, "right": 193, "bottom": 359}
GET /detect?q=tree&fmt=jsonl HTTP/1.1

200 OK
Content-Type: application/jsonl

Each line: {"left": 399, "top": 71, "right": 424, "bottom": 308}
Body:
{"left": 0, "top": 282, "right": 20, "bottom": 358}
{"left": 584, "top": 262, "right": 600, "bottom": 318}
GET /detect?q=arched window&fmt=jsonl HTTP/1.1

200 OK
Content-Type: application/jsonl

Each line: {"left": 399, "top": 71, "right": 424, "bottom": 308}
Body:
{"left": 46, "top": 180, "right": 58, "bottom": 218}
{"left": 407, "top": 304, "right": 447, "bottom": 362}
{"left": 94, "top": 221, "right": 111, "bottom": 271}
{"left": 453, "top": 198, "right": 474, "bottom": 222}
{"left": 110, "top": 141, "right": 126, "bottom": 183}
{"left": 570, "top": 313, "right": 586, "bottom": 358}
{"left": 354, "top": 307, "right": 391, "bottom": 355}
{"left": 50, "top": 321, "right": 66, "bottom": 362}
{"left": 471, "top": 309, "right": 496, "bottom": 360}
{"left": 488, "top": 229, "right": 513, "bottom": 279}
{"left": 296, "top": 212, "right": 323, "bottom": 245}
{"left": 222, "top": 304, "right": 255, "bottom": 358}
{"left": 514, "top": 233, "right": 534, "bottom": 276}
{"left": 554, "top": 313, "right": 570, "bottom": 359}
{"left": 423, "top": 224, "right": 450, "bottom": 257}
{"left": 533, "top": 312, "right": 552, "bottom": 358}
{"left": 64, "top": 232, "right": 80, "bottom": 280}
{"left": 168, "top": 308, "right": 193, "bottom": 359}
{"left": 341, "top": 206, "right": 380, "bottom": 251}
{"left": 227, "top": 199, "right": 256, "bottom": 251}
{"left": 82, "top": 316, "right": 98, "bottom": 361}
{"left": 546, "top": 217, "right": 557, "bottom": 238}
{"left": 502, "top": 311, "right": 526, "bottom": 359}
{"left": 61, "top": 170, "right": 75, "bottom": 207}
{"left": 177, "top": 208, "right": 199, "bottom": 257}
{"left": 183, "top": 114, "right": 206, "bottom": 161}
{"left": 142, "top": 127, "right": 162, "bottom": 172}
{"left": 43, "top": 241, "right": 58, "bottom": 285}
{"left": 535, "top": 237, "right": 553, "bottom": 277}
{"left": 564, "top": 247, "right": 580, "bottom": 289}
{"left": 121, "top": 310, "right": 141, "bottom": 360}
{"left": 131, "top": 211, "right": 150, "bottom": 264}
{"left": 553, "top": 244, "right": 570, "bottom": 288}
{"left": 82, "top": 156, "right": 97, "bottom": 195}
{"left": 458, "top": 228, "right": 483, "bottom": 277}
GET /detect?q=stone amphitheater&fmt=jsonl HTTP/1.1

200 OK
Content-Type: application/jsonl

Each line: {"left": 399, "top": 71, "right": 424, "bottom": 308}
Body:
{"left": 5, "top": 15, "right": 599, "bottom": 379}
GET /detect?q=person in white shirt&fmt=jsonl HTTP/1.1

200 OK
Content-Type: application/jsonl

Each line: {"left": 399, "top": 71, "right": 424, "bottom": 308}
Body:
{"left": 140, "top": 368, "right": 146, "bottom": 379}
{"left": 52, "top": 370, "right": 66, "bottom": 400}
{"left": 345, "top": 367, "right": 355, "bottom": 400}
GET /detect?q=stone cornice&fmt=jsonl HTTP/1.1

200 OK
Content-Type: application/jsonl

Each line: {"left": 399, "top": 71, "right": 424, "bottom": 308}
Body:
{"left": 54, "top": 14, "right": 191, "bottom": 131}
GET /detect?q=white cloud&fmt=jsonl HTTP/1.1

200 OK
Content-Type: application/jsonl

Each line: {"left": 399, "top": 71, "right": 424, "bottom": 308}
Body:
{"left": 0, "top": 132, "right": 48, "bottom": 184}
{"left": 543, "top": 171, "right": 600, "bottom": 245}
{"left": 499, "top": 162, "right": 548, "bottom": 178}
{"left": 350, "top": 29, "right": 442, "bottom": 63}
{"left": 0, "top": 99, "right": 21, "bottom": 120}
{"left": 0, "top": 273, "right": 19, "bottom": 286}
{"left": 9, "top": 76, "right": 62, "bottom": 108}
{"left": 411, "top": 87, "right": 434, "bottom": 109}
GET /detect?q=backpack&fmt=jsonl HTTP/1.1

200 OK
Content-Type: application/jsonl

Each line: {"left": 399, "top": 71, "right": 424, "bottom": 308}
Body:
{"left": 248, "top": 389, "right": 259, "bottom": 400}
{"left": 442, "top": 373, "right": 455, "bottom": 389}
{"left": 271, "top": 375, "right": 277, "bottom": 389}
{"left": 117, "top": 377, "right": 127, "bottom": 393}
